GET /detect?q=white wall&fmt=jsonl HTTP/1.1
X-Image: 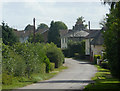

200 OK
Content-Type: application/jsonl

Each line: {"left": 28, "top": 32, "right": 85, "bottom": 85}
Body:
{"left": 85, "top": 39, "right": 90, "bottom": 55}
{"left": 61, "top": 37, "right": 68, "bottom": 49}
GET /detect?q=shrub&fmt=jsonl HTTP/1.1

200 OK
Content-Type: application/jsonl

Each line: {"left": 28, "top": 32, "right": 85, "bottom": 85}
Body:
{"left": 2, "top": 43, "right": 48, "bottom": 78}
{"left": 2, "top": 73, "right": 13, "bottom": 85}
{"left": 45, "top": 43, "right": 64, "bottom": 68}
{"left": 43, "top": 57, "right": 50, "bottom": 73}
{"left": 100, "top": 61, "right": 109, "bottom": 69}
{"left": 63, "top": 40, "right": 85, "bottom": 58}
{"left": 50, "top": 63, "right": 55, "bottom": 71}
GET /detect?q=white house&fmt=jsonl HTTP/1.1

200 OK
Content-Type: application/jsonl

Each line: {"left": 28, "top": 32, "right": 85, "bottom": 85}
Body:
{"left": 60, "top": 29, "right": 89, "bottom": 49}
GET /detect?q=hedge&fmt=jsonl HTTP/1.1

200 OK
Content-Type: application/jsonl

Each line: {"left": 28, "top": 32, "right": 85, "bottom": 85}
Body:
{"left": 45, "top": 43, "right": 64, "bottom": 68}
{"left": 2, "top": 42, "right": 64, "bottom": 85}
{"left": 50, "top": 63, "right": 55, "bottom": 71}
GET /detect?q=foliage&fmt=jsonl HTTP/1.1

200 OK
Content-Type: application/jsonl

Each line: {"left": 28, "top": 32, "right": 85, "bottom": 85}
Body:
{"left": 37, "top": 23, "right": 48, "bottom": 30}
{"left": 2, "top": 43, "right": 49, "bottom": 79}
{"left": 63, "top": 40, "right": 85, "bottom": 58}
{"left": 2, "top": 22, "right": 19, "bottom": 45}
{"left": 48, "top": 21, "right": 68, "bottom": 47}
{"left": 45, "top": 43, "right": 65, "bottom": 68}
{"left": 50, "top": 63, "right": 55, "bottom": 71}
{"left": 2, "top": 42, "right": 64, "bottom": 81}
{"left": 28, "top": 33, "right": 44, "bottom": 43}
{"left": 93, "top": 55, "right": 101, "bottom": 64}
{"left": 2, "top": 66, "right": 67, "bottom": 90}
{"left": 73, "top": 16, "right": 87, "bottom": 30}
{"left": 103, "top": 2, "right": 120, "bottom": 79}
{"left": 43, "top": 57, "right": 50, "bottom": 73}
{"left": 100, "top": 61, "right": 109, "bottom": 69}
{"left": 2, "top": 73, "right": 13, "bottom": 85}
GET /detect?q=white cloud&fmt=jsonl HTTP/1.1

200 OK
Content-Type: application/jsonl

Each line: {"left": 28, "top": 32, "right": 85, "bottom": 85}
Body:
{"left": 2, "top": 1, "right": 109, "bottom": 30}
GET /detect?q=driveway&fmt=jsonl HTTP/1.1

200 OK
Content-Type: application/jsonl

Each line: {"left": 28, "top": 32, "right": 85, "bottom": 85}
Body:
{"left": 17, "top": 58, "right": 97, "bottom": 90}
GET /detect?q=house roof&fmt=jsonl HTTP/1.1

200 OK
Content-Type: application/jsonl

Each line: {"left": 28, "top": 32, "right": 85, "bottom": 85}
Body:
{"left": 91, "top": 30, "right": 104, "bottom": 45}
{"left": 69, "top": 30, "right": 89, "bottom": 37}
{"left": 36, "top": 28, "right": 49, "bottom": 34}
{"left": 85, "top": 29, "right": 100, "bottom": 39}
{"left": 59, "top": 29, "right": 69, "bottom": 37}
{"left": 13, "top": 29, "right": 33, "bottom": 38}
{"left": 14, "top": 28, "right": 48, "bottom": 38}
{"left": 60, "top": 29, "right": 89, "bottom": 38}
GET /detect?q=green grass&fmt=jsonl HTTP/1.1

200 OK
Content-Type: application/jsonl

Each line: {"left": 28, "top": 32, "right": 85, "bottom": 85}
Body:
{"left": 2, "top": 66, "right": 68, "bottom": 90}
{"left": 84, "top": 65, "right": 120, "bottom": 91}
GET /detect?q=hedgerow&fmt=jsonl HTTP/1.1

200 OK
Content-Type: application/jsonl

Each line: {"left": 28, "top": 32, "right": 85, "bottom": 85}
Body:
{"left": 2, "top": 42, "right": 64, "bottom": 84}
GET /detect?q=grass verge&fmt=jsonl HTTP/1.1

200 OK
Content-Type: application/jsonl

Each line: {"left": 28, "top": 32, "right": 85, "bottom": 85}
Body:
{"left": 2, "top": 66, "right": 68, "bottom": 90}
{"left": 84, "top": 65, "right": 120, "bottom": 91}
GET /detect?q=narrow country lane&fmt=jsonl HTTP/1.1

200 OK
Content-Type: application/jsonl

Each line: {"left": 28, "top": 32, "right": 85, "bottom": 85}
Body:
{"left": 17, "top": 58, "right": 97, "bottom": 90}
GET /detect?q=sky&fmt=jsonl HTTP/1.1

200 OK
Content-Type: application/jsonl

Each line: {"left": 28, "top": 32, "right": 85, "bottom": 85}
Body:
{"left": 1, "top": 0, "right": 110, "bottom": 30}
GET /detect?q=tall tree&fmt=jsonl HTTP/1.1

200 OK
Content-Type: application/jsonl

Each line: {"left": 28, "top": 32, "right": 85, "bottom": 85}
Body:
{"left": 48, "top": 21, "right": 68, "bottom": 47}
{"left": 2, "top": 22, "right": 19, "bottom": 45}
{"left": 73, "top": 16, "right": 87, "bottom": 31}
{"left": 103, "top": 1, "right": 120, "bottom": 79}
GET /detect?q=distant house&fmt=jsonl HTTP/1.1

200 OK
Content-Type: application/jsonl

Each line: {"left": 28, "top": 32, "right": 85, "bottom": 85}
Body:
{"left": 85, "top": 29, "right": 104, "bottom": 60}
{"left": 91, "top": 30, "right": 104, "bottom": 57}
{"left": 60, "top": 29, "right": 89, "bottom": 49}
{"left": 13, "top": 29, "right": 32, "bottom": 43}
{"left": 85, "top": 30, "right": 100, "bottom": 56}
{"left": 60, "top": 30, "right": 69, "bottom": 49}
{"left": 14, "top": 24, "right": 49, "bottom": 43}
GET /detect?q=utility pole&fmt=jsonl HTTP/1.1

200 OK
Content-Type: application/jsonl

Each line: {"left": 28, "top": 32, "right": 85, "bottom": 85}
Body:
{"left": 88, "top": 21, "right": 90, "bottom": 31}
{"left": 33, "top": 18, "right": 35, "bottom": 43}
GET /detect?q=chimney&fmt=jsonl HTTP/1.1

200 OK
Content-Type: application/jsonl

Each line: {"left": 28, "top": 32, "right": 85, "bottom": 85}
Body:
{"left": 88, "top": 21, "right": 90, "bottom": 30}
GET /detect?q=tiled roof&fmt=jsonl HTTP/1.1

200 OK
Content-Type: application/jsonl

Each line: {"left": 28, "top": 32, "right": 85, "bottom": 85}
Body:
{"left": 85, "top": 29, "right": 100, "bottom": 38}
{"left": 59, "top": 29, "right": 69, "bottom": 37}
{"left": 61, "top": 29, "right": 89, "bottom": 38}
{"left": 91, "top": 31, "right": 104, "bottom": 45}
{"left": 68, "top": 30, "right": 89, "bottom": 37}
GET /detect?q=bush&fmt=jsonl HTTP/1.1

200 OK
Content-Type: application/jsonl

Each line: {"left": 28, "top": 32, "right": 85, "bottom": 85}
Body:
{"left": 2, "top": 42, "right": 64, "bottom": 86}
{"left": 2, "top": 73, "right": 13, "bottom": 85}
{"left": 45, "top": 43, "right": 64, "bottom": 68}
{"left": 63, "top": 40, "right": 85, "bottom": 58}
{"left": 94, "top": 55, "right": 101, "bottom": 64}
{"left": 100, "top": 61, "right": 109, "bottom": 69}
{"left": 50, "top": 63, "right": 55, "bottom": 71}
{"left": 2, "top": 43, "right": 48, "bottom": 78}
{"left": 43, "top": 57, "right": 50, "bottom": 73}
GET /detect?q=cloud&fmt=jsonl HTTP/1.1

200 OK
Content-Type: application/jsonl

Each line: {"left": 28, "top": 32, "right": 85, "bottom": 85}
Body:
{"left": 2, "top": 1, "right": 109, "bottom": 30}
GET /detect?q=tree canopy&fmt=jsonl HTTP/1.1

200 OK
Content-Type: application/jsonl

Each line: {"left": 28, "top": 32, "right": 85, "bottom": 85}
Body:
{"left": 2, "top": 22, "right": 19, "bottom": 45}
{"left": 103, "top": 1, "right": 120, "bottom": 79}
{"left": 28, "top": 33, "right": 44, "bottom": 43}
{"left": 37, "top": 23, "right": 48, "bottom": 30}
{"left": 73, "top": 16, "right": 87, "bottom": 31}
{"left": 48, "top": 21, "right": 68, "bottom": 47}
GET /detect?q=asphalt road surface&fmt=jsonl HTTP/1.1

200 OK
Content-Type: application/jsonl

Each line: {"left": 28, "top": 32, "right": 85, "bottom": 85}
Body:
{"left": 17, "top": 58, "right": 97, "bottom": 90}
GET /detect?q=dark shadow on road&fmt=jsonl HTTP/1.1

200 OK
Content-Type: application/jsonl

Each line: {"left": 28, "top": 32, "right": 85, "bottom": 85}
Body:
{"left": 39, "top": 80, "right": 95, "bottom": 84}
{"left": 78, "top": 62, "right": 92, "bottom": 64}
